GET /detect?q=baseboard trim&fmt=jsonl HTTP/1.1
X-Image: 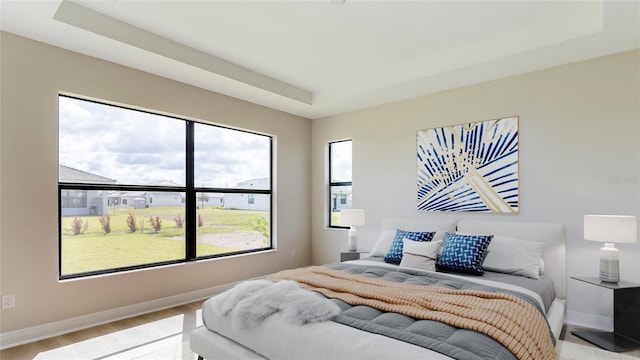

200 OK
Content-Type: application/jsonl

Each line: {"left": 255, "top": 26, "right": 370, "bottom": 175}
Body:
{"left": 0, "top": 282, "right": 236, "bottom": 350}
{"left": 565, "top": 310, "right": 613, "bottom": 332}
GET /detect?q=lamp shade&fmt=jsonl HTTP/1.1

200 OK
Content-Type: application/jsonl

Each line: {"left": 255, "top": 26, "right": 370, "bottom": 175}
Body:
{"left": 341, "top": 209, "right": 365, "bottom": 227}
{"left": 584, "top": 215, "right": 637, "bottom": 243}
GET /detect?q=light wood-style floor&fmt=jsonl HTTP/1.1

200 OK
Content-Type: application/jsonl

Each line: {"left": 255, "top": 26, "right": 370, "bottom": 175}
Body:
{"left": 0, "top": 300, "right": 205, "bottom": 360}
{"left": 2, "top": 300, "right": 639, "bottom": 359}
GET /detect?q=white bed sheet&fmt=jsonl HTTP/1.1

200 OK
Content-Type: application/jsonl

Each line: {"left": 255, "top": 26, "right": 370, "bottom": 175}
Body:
{"left": 192, "top": 301, "right": 566, "bottom": 360}
{"left": 196, "top": 260, "right": 565, "bottom": 360}
{"left": 199, "top": 307, "right": 452, "bottom": 360}
{"left": 192, "top": 220, "right": 566, "bottom": 360}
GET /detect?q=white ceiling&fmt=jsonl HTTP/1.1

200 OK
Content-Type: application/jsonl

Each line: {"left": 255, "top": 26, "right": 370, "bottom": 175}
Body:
{"left": 1, "top": 1, "right": 639, "bottom": 119}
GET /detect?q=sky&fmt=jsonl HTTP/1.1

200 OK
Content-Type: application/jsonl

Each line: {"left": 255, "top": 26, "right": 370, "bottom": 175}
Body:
{"left": 331, "top": 140, "right": 352, "bottom": 182}
{"left": 58, "top": 96, "right": 271, "bottom": 188}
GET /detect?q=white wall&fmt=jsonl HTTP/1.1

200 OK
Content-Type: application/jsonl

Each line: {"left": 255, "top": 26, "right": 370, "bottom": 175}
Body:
{"left": 312, "top": 50, "right": 640, "bottom": 331}
{"left": 0, "top": 32, "right": 311, "bottom": 340}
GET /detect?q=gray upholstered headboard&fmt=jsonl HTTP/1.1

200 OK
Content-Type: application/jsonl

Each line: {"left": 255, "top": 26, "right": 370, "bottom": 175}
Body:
{"left": 380, "top": 217, "right": 457, "bottom": 233}
{"left": 457, "top": 220, "right": 566, "bottom": 299}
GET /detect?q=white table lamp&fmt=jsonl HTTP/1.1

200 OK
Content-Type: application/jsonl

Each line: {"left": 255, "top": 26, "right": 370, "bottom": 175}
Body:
{"left": 584, "top": 215, "right": 637, "bottom": 283}
{"left": 341, "top": 209, "right": 365, "bottom": 251}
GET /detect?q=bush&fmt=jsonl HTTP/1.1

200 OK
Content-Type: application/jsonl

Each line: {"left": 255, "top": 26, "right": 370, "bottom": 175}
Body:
{"left": 70, "top": 217, "right": 89, "bottom": 235}
{"left": 248, "top": 216, "right": 269, "bottom": 239}
{"left": 174, "top": 214, "right": 184, "bottom": 229}
{"left": 126, "top": 213, "right": 138, "bottom": 233}
{"left": 149, "top": 215, "right": 162, "bottom": 232}
{"left": 99, "top": 215, "right": 111, "bottom": 234}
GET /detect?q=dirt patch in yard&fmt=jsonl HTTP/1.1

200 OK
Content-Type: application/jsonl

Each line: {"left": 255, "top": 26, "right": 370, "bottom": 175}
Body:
{"left": 195, "top": 231, "right": 267, "bottom": 250}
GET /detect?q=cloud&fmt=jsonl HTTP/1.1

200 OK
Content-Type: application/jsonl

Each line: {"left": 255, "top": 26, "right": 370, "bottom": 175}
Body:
{"left": 331, "top": 141, "right": 352, "bottom": 182}
{"left": 59, "top": 96, "right": 271, "bottom": 188}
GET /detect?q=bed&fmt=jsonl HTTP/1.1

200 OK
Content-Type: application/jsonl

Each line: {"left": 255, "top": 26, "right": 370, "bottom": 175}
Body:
{"left": 190, "top": 219, "right": 566, "bottom": 360}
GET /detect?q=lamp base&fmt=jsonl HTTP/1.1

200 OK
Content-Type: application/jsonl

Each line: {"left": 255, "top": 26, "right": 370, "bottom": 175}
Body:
{"left": 348, "top": 227, "right": 357, "bottom": 251}
{"left": 600, "top": 243, "right": 620, "bottom": 283}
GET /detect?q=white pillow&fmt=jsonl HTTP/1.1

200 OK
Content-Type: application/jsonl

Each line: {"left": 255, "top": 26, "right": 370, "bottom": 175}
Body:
{"left": 399, "top": 239, "right": 443, "bottom": 271}
{"left": 482, "top": 235, "right": 545, "bottom": 279}
{"left": 369, "top": 230, "right": 396, "bottom": 257}
{"left": 431, "top": 231, "right": 447, "bottom": 241}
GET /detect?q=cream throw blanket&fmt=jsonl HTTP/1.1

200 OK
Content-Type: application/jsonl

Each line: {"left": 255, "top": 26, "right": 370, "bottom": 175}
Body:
{"left": 268, "top": 266, "right": 556, "bottom": 360}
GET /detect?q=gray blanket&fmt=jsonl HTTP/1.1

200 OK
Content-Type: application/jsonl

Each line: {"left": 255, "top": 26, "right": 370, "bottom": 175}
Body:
{"left": 323, "top": 263, "right": 554, "bottom": 360}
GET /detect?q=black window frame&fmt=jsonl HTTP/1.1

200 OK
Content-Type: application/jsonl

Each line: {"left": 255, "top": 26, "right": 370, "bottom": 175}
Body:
{"left": 328, "top": 139, "right": 352, "bottom": 229}
{"left": 58, "top": 94, "right": 273, "bottom": 280}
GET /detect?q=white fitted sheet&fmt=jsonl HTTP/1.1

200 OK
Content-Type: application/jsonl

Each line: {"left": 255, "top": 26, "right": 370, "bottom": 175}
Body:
{"left": 197, "top": 262, "right": 565, "bottom": 359}
{"left": 191, "top": 219, "right": 566, "bottom": 359}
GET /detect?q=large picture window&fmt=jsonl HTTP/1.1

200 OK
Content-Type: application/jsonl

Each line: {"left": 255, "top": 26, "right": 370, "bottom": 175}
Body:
{"left": 58, "top": 95, "right": 272, "bottom": 279}
{"left": 328, "top": 140, "right": 352, "bottom": 228}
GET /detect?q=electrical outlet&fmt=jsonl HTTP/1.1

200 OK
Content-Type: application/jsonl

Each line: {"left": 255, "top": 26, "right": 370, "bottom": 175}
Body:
{"left": 2, "top": 294, "right": 15, "bottom": 309}
{"left": 291, "top": 249, "right": 296, "bottom": 258}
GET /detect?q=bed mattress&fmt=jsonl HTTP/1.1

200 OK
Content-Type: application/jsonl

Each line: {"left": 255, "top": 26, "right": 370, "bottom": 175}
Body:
{"left": 195, "top": 260, "right": 564, "bottom": 360}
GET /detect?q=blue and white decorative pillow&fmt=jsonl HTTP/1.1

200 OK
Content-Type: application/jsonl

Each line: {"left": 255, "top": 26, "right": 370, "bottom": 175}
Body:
{"left": 383, "top": 229, "right": 435, "bottom": 264}
{"left": 436, "top": 232, "right": 493, "bottom": 275}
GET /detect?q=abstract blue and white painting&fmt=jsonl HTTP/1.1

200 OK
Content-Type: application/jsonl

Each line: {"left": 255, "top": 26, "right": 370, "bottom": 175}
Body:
{"left": 417, "top": 117, "right": 519, "bottom": 212}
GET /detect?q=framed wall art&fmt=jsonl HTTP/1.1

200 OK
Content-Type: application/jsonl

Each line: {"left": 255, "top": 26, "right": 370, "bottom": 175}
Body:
{"left": 417, "top": 116, "right": 519, "bottom": 213}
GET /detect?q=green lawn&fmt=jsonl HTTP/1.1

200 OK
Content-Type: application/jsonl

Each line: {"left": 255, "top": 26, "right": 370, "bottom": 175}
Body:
{"left": 332, "top": 211, "right": 342, "bottom": 226}
{"left": 61, "top": 206, "right": 269, "bottom": 275}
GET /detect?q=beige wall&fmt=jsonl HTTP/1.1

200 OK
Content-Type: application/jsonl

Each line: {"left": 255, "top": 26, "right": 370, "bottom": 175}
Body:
{"left": 0, "top": 32, "right": 311, "bottom": 336}
{"left": 311, "top": 50, "right": 640, "bottom": 330}
{"left": 1, "top": 29, "right": 639, "bottom": 343}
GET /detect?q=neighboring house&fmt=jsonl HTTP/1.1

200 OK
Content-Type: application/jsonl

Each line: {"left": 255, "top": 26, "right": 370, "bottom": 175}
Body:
{"left": 224, "top": 178, "right": 270, "bottom": 211}
{"left": 108, "top": 180, "right": 186, "bottom": 209}
{"left": 331, "top": 190, "right": 352, "bottom": 211}
{"left": 61, "top": 167, "right": 188, "bottom": 213}
{"left": 196, "top": 193, "right": 224, "bottom": 209}
{"left": 107, "top": 191, "right": 147, "bottom": 209}
{"left": 147, "top": 180, "right": 185, "bottom": 207}
{"left": 59, "top": 165, "right": 116, "bottom": 216}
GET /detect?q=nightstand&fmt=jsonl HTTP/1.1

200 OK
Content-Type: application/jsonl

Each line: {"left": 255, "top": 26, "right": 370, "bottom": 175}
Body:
{"left": 340, "top": 250, "right": 367, "bottom": 262}
{"left": 571, "top": 276, "right": 640, "bottom": 352}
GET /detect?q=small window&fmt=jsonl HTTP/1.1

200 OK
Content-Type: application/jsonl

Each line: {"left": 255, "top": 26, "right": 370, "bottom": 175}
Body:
{"left": 328, "top": 140, "right": 352, "bottom": 228}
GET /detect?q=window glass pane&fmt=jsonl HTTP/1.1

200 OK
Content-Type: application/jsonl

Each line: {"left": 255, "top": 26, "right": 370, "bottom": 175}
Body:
{"left": 330, "top": 185, "right": 352, "bottom": 227}
{"left": 58, "top": 95, "right": 273, "bottom": 278}
{"left": 61, "top": 190, "right": 88, "bottom": 208}
{"left": 329, "top": 140, "right": 352, "bottom": 227}
{"left": 60, "top": 188, "right": 186, "bottom": 276}
{"left": 58, "top": 96, "right": 186, "bottom": 186}
{"left": 330, "top": 141, "right": 352, "bottom": 183}
{"left": 196, "top": 193, "right": 270, "bottom": 257}
{"left": 194, "top": 124, "right": 270, "bottom": 189}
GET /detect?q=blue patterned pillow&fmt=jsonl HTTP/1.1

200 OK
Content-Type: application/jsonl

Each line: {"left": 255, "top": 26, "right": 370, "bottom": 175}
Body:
{"left": 436, "top": 232, "right": 493, "bottom": 275}
{"left": 383, "top": 229, "right": 435, "bottom": 264}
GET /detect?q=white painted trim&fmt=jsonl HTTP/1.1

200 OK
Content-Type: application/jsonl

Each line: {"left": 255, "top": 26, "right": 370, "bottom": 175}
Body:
{"left": 0, "top": 282, "right": 236, "bottom": 350}
{"left": 565, "top": 310, "right": 613, "bottom": 332}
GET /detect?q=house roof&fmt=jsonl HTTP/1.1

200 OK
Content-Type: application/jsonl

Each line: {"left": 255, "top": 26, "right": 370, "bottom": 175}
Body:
{"left": 59, "top": 165, "right": 116, "bottom": 184}
{"left": 233, "top": 178, "right": 270, "bottom": 190}
{"left": 148, "top": 180, "right": 184, "bottom": 187}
